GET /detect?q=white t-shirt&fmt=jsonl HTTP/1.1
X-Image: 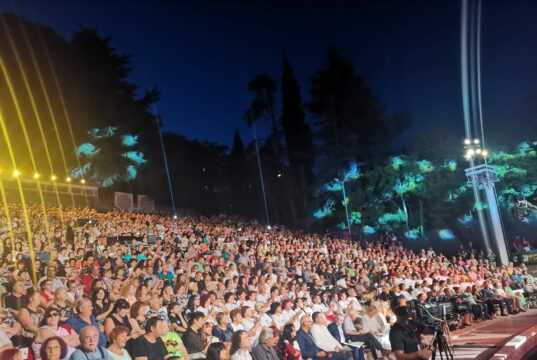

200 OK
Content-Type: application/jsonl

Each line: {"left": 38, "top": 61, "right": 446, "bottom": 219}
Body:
{"left": 107, "top": 349, "right": 132, "bottom": 360}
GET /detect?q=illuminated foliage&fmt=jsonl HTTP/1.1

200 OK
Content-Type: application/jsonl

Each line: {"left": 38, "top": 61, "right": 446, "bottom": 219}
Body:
{"left": 417, "top": 160, "right": 434, "bottom": 173}
{"left": 390, "top": 156, "right": 406, "bottom": 170}
{"left": 350, "top": 211, "right": 361, "bottom": 224}
{"left": 404, "top": 227, "right": 421, "bottom": 240}
{"left": 73, "top": 126, "right": 146, "bottom": 187}
{"left": 313, "top": 199, "right": 335, "bottom": 219}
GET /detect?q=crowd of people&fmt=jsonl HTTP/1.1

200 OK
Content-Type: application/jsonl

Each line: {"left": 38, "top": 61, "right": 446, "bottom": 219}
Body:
{"left": 0, "top": 204, "right": 535, "bottom": 360}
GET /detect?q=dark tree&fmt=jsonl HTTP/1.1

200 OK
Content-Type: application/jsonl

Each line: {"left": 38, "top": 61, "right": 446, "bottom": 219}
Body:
{"left": 309, "top": 48, "right": 410, "bottom": 171}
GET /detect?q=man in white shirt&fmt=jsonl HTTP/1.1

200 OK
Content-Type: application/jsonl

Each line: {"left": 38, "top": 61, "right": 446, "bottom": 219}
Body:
{"left": 310, "top": 312, "right": 353, "bottom": 359}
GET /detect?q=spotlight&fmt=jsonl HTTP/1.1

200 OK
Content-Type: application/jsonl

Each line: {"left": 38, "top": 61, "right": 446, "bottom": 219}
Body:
{"left": 12, "top": 170, "right": 20, "bottom": 177}
{"left": 464, "top": 139, "right": 471, "bottom": 145}
{"left": 475, "top": 149, "right": 482, "bottom": 154}
{"left": 33, "top": 173, "right": 40, "bottom": 179}
{"left": 267, "top": 225, "right": 272, "bottom": 230}
{"left": 173, "top": 215, "right": 178, "bottom": 220}
{"left": 66, "top": 177, "right": 72, "bottom": 183}
{"left": 50, "top": 175, "right": 57, "bottom": 181}
{"left": 473, "top": 138, "right": 480, "bottom": 144}
{"left": 482, "top": 149, "right": 488, "bottom": 157}
{"left": 80, "top": 179, "right": 86, "bottom": 184}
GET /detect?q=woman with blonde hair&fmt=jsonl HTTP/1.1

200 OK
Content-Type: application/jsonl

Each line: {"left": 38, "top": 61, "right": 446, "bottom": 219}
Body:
{"left": 119, "top": 282, "right": 137, "bottom": 305}
{"left": 109, "top": 279, "right": 123, "bottom": 303}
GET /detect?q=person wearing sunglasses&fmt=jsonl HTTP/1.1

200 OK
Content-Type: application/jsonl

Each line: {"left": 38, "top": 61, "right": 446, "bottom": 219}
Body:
{"left": 33, "top": 308, "right": 80, "bottom": 359}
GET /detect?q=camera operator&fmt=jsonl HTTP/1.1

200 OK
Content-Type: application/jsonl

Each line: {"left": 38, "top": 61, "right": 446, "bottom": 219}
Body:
{"left": 389, "top": 306, "right": 432, "bottom": 360}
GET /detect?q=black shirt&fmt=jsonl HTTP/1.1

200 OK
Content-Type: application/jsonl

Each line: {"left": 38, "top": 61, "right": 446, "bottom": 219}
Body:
{"left": 183, "top": 327, "right": 206, "bottom": 354}
{"left": 389, "top": 322, "right": 421, "bottom": 354}
{"left": 129, "top": 335, "right": 168, "bottom": 360}
{"left": 4, "top": 294, "right": 28, "bottom": 310}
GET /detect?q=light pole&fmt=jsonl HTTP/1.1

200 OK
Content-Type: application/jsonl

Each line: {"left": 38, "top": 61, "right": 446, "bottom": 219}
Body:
{"left": 334, "top": 178, "right": 352, "bottom": 236}
{"left": 464, "top": 138, "right": 509, "bottom": 265}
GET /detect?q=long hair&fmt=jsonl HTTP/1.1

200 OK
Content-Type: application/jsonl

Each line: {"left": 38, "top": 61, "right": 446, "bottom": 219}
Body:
{"left": 278, "top": 323, "right": 295, "bottom": 353}
{"left": 230, "top": 330, "right": 247, "bottom": 355}
{"left": 206, "top": 342, "right": 226, "bottom": 360}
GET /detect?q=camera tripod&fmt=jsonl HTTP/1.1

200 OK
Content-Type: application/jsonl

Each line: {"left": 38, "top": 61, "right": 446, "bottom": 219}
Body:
{"left": 429, "top": 325, "right": 454, "bottom": 360}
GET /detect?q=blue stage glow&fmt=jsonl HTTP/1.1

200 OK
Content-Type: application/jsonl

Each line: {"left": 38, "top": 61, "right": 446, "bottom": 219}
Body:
{"left": 417, "top": 160, "right": 434, "bottom": 173}
{"left": 343, "top": 162, "right": 360, "bottom": 181}
{"left": 99, "top": 175, "right": 119, "bottom": 188}
{"left": 313, "top": 199, "right": 335, "bottom": 219}
{"left": 127, "top": 165, "right": 137, "bottom": 180}
{"left": 323, "top": 181, "right": 343, "bottom": 192}
{"left": 123, "top": 151, "right": 147, "bottom": 165}
{"left": 88, "top": 126, "right": 117, "bottom": 139}
{"left": 76, "top": 126, "right": 146, "bottom": 187}
{"left": 439, "top": 229, "right": 455, "bottom": 240}
{"left": 404, "top": 228, "right": 421, "bottom": 240}
{"left": 122, "top": 135, "right": 138, "bottom": 147}
{"left": 337, "top": 222, "right": 347, "bottom": 230}
{"left": 458, "top": 213, "right": 474, "bottom": 225}
{"left": 474, "top": 202, "right": 488, "bottom": 211}
{"left": 76, "top": 143, "right": 100, "bottom": 158}
{"left": 363, "top": 225, "right": 376, "bottom": 234}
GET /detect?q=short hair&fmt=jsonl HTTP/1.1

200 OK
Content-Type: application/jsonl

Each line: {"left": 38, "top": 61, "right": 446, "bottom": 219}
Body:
{"left": 311, "top": 311, "right": 321, "bottom": 323}
{"left": 300, "top": 315, "right": 312, "bottom": 326}
{"left": 258, "top": 327, "right": 274, "bottom": 344}
{"left": 229, "top": 308, "right": 241, "bottom": 321}
{"left": 145, "top": 316, "right": 164, "bottom": 332}
{"left": 109, "top": 326, "right": 130, "bottom": 343}
{"left": 215, "top": 312, "right": 226, "bottom": 324}
{"left": 188, "top": 311, "right": 205, "bottom": 327}
{"left": 40, "top": 336, "right": 68, "bottom": 359}
{"left": 76, "top": 298, "right": 91, "bottom": 312}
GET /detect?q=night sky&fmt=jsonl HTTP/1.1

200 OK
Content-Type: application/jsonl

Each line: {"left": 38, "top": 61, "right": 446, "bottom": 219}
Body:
{"left": 1, "top": 0, "right": 536, "bottom": 146}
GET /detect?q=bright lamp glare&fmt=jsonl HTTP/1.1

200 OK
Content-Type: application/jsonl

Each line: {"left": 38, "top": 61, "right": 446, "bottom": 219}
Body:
{"left": 33, "top": 173, "right": 40, "bottom": 179}
{"left": 475, "top": 149, "right": 482, "bottom": 154}
{"left": 12, "top": 170, "right": 20, "bottom": 177}
{"left": 80, "top": 179, "right": 86, "bottom": 184}
{"left": 473, "top": 139, "right": 480, "bottom": 144}
{"left": 66, "top": 177, "right": 72, "bottom": 182}
{"left": 464, "top": 139, "right": 471, "bottom": 145}
{"left": 50, "top": 175, "right": 57, "bottom": 181}
{"left": 482, "top": 149, "right": 488, "bottom": 157}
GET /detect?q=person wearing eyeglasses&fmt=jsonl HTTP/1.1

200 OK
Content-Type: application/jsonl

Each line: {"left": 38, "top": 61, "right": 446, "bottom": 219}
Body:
{"left": 33, "top": 307, "right": 80, "bottom": 359}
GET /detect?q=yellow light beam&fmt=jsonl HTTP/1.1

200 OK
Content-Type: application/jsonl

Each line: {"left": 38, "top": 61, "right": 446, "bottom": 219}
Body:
{"left": 39, "top": 30, "right": 86, "bottom": 208}
{"left": 0, "top": 108, "right": 37, "bottom": 285}
{"left": 0, "top": 178, "right": 17, "bottom": 260}
{"left": 15, "top": 15, "right": 73, "bottom": 219}
{"left": 0, "top": 19, "right": 54, "bottom": 236}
